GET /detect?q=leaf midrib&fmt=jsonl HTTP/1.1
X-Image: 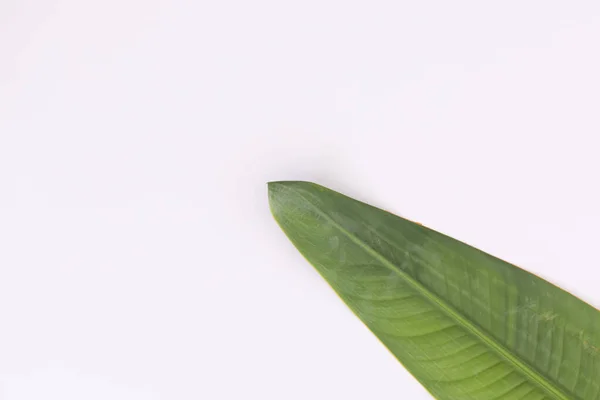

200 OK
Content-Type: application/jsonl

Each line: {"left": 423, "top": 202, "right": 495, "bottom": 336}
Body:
{"left": 292, "top": 187, "right": 570, "bottom": 400}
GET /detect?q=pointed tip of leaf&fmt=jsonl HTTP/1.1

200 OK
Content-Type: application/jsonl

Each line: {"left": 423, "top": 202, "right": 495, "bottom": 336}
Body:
{"left": 267, "top": 180, "right": 311, "bottom": 188}
{"left": 267, "top": 181, "right": 290, "bottom": 218}
{"left": 267, "top": 181, "right": 326, "bottom": 219}
{"left": 267, "top": 180, "right": 320, "bottom": 195}
{"left": 268, "top": 181, "right": 300, "bottom": 217}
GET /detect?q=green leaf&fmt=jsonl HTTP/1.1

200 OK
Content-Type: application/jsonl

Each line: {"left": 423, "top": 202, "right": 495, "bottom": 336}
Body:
{"left": 269, "top": 181, "right": 600, "bottom": 400}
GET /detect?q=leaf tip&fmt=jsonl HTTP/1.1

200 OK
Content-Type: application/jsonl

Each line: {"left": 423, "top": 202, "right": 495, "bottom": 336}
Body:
{"left": 267, "top": 181, "right": 319, "bottom": 219}
{"left": 267, "top": 181, "right": 290, "bottom": 218}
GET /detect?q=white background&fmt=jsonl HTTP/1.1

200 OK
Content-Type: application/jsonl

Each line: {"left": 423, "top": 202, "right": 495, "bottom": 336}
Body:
{"left": 1, "top": 1, "right": 600, "bottom": 399}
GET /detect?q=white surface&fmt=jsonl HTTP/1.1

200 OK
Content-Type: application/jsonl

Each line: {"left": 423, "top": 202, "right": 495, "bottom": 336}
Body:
{"left": 1, "top": 1, "right": 600, "bottom": 398}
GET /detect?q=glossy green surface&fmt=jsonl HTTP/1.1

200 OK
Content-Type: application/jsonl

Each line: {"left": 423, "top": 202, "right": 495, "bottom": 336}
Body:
{"left": 269, "top": 181, "right": 600, "bottom": 400}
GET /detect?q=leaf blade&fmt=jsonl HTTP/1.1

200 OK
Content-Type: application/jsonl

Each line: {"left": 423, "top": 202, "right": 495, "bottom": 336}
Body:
{"left": 269, "top": 181, "right": 600, "bottom": 400}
